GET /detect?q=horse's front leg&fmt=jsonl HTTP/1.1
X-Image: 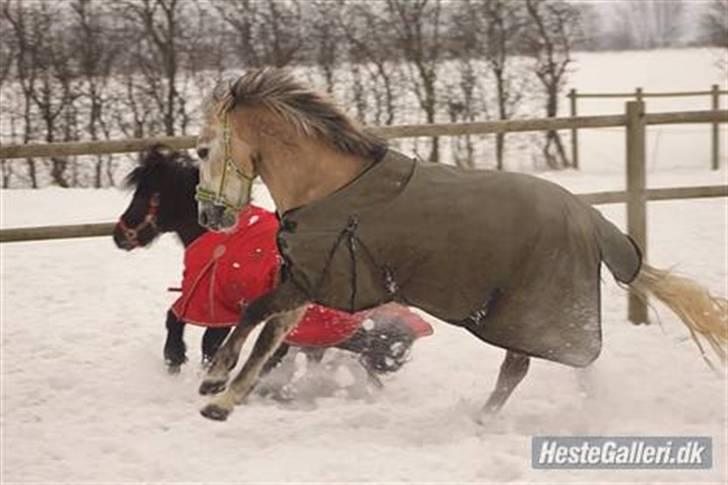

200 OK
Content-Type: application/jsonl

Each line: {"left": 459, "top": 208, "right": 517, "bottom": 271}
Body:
{"left": 200, "top": 306, "right": 306, "bottom": 421}
{"left": 199, "top": 284, "right": 306, "bottom": 395}
{"left": 198, "top": 324, "right": 256, "bottom": 395}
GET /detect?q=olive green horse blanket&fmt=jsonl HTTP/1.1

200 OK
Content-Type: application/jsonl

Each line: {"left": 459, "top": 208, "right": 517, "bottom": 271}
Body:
{"left": 277, "top": 149, "right": 641, "bottom": 367}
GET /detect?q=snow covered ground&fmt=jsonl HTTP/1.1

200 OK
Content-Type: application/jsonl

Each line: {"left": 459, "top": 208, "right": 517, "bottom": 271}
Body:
{"left": 1, "top": 48, "right": 727, "bottom": 483}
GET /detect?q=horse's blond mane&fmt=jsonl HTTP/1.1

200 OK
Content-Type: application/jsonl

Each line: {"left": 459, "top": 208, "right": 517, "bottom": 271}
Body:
{"left": 210, "top": 68, "right": 386, "bottom": 159}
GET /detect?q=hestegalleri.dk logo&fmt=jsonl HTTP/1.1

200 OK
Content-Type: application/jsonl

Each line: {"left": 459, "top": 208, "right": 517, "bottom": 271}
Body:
{"left": 532, "top": 436, "right": 712, "bottom": 469}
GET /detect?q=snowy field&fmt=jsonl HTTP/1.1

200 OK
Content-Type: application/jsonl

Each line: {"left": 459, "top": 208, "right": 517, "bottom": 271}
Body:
{"left": 1, "top": 48, "right": 727, "bottom": 483}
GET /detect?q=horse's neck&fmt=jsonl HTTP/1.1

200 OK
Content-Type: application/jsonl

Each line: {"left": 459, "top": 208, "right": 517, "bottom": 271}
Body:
{"left": 175, "top": 218, "right": 206, "bottom": 247}
{"left": 261, "top": 142, "right": 372, "bottom": 214}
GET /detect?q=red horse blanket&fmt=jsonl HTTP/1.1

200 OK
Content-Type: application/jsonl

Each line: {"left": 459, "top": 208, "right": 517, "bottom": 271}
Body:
{"left": 171, "top": 205, "right": 365, "bottom": 347}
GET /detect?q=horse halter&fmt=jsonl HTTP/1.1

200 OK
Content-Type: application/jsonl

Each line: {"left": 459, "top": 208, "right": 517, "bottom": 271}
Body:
{"left": 116, "top": 193, "right": 160, "bottom": 248}
{"left": 195, "top": 115, "right": 256, "bottom": 215}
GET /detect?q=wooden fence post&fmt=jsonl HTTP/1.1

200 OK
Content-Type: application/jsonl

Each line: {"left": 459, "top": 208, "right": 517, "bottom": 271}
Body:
{"left": 569, "top": 88, "right": 579, "bottom": 169}
{"left": 626, "top": 100, "right": 648, "bottom": 324}
{"left": 711, "top": 84, "right": 720, "bottom": 170}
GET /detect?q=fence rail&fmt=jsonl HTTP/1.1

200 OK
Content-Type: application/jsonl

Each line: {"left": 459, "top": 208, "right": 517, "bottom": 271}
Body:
{"left": 572, "top": 88, "right": 728, "bottom": 99}
{"left": 1, "top": 103, "right": 727, "bottom": 324}
{"left": 0, "top": 222, "right": 117, "bottom": 243}
{"left": 567, "top": 85, "right": 727, "bottom": 170}
{"left": 3, "top": 184, "right": 725, "bottom": 244}
{"left": 2, "top": 110, "right": 726, "bottom": 160}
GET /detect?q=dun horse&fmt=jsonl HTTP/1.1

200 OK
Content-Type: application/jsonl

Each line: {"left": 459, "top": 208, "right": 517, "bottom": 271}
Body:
{"left": 193, "top": 68, "right": 727, "bottom": 421}
{"left": 114, "top": 145, "right": 432, "bottom": 378}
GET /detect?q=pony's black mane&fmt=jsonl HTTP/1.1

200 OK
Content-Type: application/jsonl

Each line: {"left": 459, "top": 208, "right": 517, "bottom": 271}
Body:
{"left": 124, "top": 145, "right": 198, "bottom": 193}
{"left": 122, "top": 145, "right": 201, "bottom": 235}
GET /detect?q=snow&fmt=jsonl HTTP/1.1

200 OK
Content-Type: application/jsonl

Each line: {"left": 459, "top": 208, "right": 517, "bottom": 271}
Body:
{"left": 567, "top": 48, "right": 728, "bottom": 174}
{"left": 1, "top": 48, "right": 727, "bottom": 483}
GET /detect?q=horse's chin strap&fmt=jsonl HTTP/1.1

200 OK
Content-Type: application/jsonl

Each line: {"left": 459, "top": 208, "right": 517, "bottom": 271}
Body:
{"left": 117, "top": 193, "right": 160, "bottom": 248}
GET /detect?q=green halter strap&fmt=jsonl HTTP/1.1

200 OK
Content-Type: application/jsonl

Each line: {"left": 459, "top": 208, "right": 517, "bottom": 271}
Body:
{"left": 195, "top": 114, "right": 256, "bottom": 213}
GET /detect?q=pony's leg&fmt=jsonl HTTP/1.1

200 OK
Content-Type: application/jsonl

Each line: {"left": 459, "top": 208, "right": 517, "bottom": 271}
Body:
{"left": 163, "top": 310, "right": 187, "bottom": 373}
{"left": 199, "top": 284, "right": 308, "bottom": 396}
{"left": 201, "top": 326, "right": 232, "bottom": 366}
{"left": 482, "top": 350, "right": 530, "bottom": 415}
{"left": 201, "top": 307, "right": 306, "bottom": 421}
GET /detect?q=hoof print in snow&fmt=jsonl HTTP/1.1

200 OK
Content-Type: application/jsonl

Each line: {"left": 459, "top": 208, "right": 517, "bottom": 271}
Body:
{"left": 200, "top": 404, "right": 230, "bottom": 421}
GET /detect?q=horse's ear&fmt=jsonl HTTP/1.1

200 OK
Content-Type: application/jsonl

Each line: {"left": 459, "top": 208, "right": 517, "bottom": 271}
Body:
{"left": 180, "top": 150, "right": 197, "bottom": 168}
{"left": 140, "top": 144, "right": 173, "bottom": 166}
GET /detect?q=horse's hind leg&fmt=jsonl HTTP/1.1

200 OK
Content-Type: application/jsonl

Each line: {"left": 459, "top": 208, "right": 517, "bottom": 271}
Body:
{"left": 201, "top": 327, "right": 232, "bottom": 366}
{"left": 256, "top": 343, "right": 295, "bottom": 400}
{"left": 482, "top": 350, "right": 530, "bottom": 415}
{"left": 163, "top": 310, "right": 187, "bottom": 373}
{"left": 261, "top": 342, "right": 291, "bottom": 376}
{"left": 201, "top": 308, "right": 305, "bottom": 421}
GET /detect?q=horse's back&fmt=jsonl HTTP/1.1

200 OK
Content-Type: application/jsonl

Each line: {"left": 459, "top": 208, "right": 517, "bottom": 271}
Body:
{"left": 278, "top": 150, "right": 641, "bottom": 366}
{"left": 401, "top": 160, "right": 640, "bottom": 283}
{"left": 376, "top": 154, "right": 640, "bottom": 366}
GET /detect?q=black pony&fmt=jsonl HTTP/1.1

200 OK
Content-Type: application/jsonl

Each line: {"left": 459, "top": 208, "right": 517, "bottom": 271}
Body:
{"left": 114, "top": 145, "right": 429, "bottom": 376}
{"left": 114, "top": 146, "right": 225, "bottom": 370}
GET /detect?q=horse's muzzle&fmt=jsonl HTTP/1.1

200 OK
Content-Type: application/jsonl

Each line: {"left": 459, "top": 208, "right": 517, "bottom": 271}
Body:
{"left": 198, "top": 202, "right": 238, "bottom": 232}
{"left": 112, "top": 226, "right": 135, "bottom": 251}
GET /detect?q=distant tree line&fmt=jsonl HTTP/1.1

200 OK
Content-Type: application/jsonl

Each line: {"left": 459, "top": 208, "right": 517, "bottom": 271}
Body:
{"left": 0, "top": 0, "right": 725, "bottom": 188}
{"left": 577, "top": 0, "right": 727, "bottom": 51}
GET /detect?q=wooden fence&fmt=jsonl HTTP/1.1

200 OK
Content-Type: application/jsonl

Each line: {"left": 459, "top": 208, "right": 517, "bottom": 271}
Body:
{"left": 1, "top": 101, "right": 727, "bottom": 324}
{"left": 568, "top": 85, "right": 728, "bottom": 170}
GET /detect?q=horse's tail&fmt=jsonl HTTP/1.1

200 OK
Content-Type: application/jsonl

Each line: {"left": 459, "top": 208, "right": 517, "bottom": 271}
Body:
{"left": 629, "top": 263, "right": 728, "bottom": 368}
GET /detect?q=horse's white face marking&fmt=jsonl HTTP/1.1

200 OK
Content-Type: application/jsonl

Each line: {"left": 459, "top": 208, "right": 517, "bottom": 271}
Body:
{"left": 196, "top": 116, "right": 225, "bottom": 191}
{"left": 196, "top": 110, "right": 256, "bottom": 231}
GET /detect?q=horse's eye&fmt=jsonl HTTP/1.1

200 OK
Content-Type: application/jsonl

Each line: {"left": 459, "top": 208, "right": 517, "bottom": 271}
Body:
{"left": 197, "top": 147, "right": 209, "bottom": 160}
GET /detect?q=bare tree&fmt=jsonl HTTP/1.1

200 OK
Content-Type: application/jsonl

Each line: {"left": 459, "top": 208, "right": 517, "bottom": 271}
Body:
{"left": 214, "top": 0, "right": 258, "bottom": 67}
{"left": 701, "top": 0, "right": 728, "bottom": 47}
{"left": 308, "top": 0, "right": 341, "bottom": 94}
{"left": 524, "top": 0, "right": 579, "bottom": 169}
{"left": 386, "top": 0, "right": 445, "bottom": 162}
{"left": 2, "top": 0, "right": 78, "bottom": 187}
{"left": 440, "top": 60, "right": 478, "bottom": 169}
{"left": 336, "top": 0, "right": 400, "bottom": 126}
{"left": 701, "top": 0, "right": 728, "bottom": 74}
{"left": 443, "top": 1, "right": 478, "bottom": 168}
{"left": 608, "top": 0, "right": 685, "bottom": 50}
{"left": 458, "top": 0, "right": 527, "bottom": 169}
{"left": 70, "top": 0, "right": 122, "bottom": 187}
{"left": 2, "top": 1, "right": 37, "bottom": 188}
{"left": 119, "top": 0, "right": 188, "bottom": 136}
{"left": 0, "top": 4, "right": 15, "bottom": 187}
{"left": 571, "top": 2, "right": 602, "bottom": 51}
{"left": 215, "top": 0, "right": 303, "bottom": 68}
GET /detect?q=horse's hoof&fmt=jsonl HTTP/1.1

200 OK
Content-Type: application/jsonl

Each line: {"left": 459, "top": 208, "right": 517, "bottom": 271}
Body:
{"left": 476, "top": 405, "right": 501, "bottom": 425}
{"left": 164, "top": 353, "right": 188, "bottom": 368}
{"left": 200, "top": 403, "right": 231, "bottom": 421}
{"left": 167, "top": 364, "right": 182, "bottom": 375}
{"left": 199, "top": 379, "right": 227, "bottom": 395}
